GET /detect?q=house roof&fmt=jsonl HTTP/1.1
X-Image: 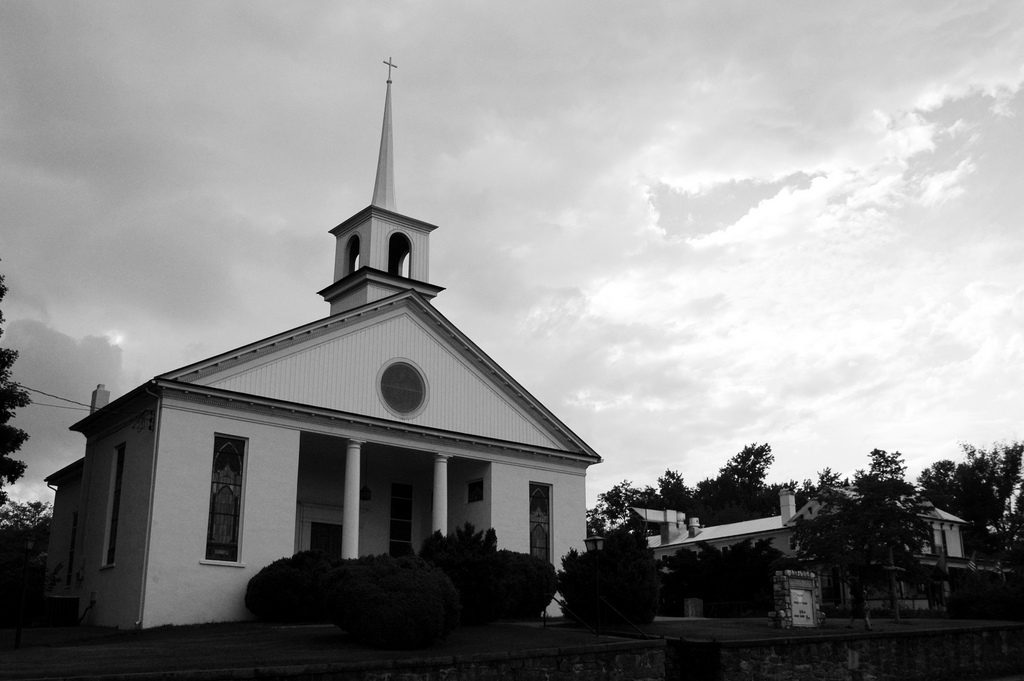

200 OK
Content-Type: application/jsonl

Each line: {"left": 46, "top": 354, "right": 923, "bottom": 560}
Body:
{"left": 922, "top": 505, "right": 968, "bottom": 525}
{"left": 648, "top": 515, "right": 790, "bottom": 552}
{"left": 647, "top": 494, "right": 968, "bottom": 554}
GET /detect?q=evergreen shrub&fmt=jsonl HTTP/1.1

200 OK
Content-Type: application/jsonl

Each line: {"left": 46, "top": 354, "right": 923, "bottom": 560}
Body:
{"left": 244, "top": 550, "right": 335, "bottom": 622}
{"left": 419, "top": 523, "right": 509, "bottom": 624}
{"left": 326, "top": 554, "right": 460, "bottom": 649}
{"left": 947, "top": 577, "right": 1024, "bottom": 621}
{"left": 556, "top": 528, "right": 660, "bottom": 626}
{"left": 498, "top": 549, "right": 557, "bottom": 618}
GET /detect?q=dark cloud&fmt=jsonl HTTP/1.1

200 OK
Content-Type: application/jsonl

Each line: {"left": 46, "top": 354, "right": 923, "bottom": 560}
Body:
{"left": 5, "top": 320, "right": 126, "bottom": 500}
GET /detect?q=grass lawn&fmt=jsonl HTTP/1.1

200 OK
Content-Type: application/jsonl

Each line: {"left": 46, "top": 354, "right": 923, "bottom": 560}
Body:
{"left": 0, "top": 620, "right": 606, "bottom": 680}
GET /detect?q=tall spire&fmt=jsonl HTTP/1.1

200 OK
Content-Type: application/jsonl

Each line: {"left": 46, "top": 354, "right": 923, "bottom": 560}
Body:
{"left": 371, "top": 58, "right": 397, "bottom": 211}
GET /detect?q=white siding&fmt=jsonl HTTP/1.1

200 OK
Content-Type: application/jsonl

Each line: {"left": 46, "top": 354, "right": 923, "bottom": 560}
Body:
{"left": 142, "top": 402, "right": 300, "bottom": 627}
{"left": 489, "top": 461, "right": 587, "bottom": 566}
{"left": 74, "top": 422, "right": 156, "bottom": 628}
{"left": 198, "top": 311, "right": 562, "bottom": 449}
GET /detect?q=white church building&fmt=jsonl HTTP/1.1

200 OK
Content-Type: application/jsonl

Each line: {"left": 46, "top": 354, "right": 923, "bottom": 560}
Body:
{"left": 45, "top": 72, "right": 601, "bottom": 629}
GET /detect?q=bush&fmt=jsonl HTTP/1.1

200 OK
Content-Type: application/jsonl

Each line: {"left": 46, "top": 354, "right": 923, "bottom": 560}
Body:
{"left": 244, "top": 551, "right": 336, "bottom": 622}
{"left": 420, "top": 523, "right": 510, "bottom": 624}
{"left": 658, "top": 539, "right": 784, "bottom": 616}
{"left": 948, "top": 578, "right": 1024, "bottom": 621}
{"left": 498, "top": 549, "right": 557, "bottom": 618}
{"left": 557, "top": 528, "right": 659, "bottom": 626}
{"left": 326, "top": 554, "right": 460, "bottom": 649}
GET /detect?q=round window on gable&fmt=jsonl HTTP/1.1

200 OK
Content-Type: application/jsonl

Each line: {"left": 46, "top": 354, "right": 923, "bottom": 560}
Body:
{"left": 379, "top": 361, "right": 426, "bottom": 416}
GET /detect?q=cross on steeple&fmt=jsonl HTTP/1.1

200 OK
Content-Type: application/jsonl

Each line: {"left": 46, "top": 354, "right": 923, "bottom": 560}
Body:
{"left": 383, "top": 57, "right": 397, "bottom": 82}
{"left": 372, "top": 58, "right": 397, "bottom": 210}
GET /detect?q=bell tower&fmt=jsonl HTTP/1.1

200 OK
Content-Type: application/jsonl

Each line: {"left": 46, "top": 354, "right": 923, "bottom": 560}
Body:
{"left": 319, "top": 59, "right": 443, "bottom": 315}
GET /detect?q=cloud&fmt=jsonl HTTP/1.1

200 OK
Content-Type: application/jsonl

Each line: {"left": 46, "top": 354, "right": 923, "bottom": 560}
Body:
{"left": 2, "top": 1, "right": 1024, "bottom": 507}
{"left": 4, "top": 320, "right": 126, "bottom": 502}
{"left": 918, "top": 158, "right": 976, "bottom": 207}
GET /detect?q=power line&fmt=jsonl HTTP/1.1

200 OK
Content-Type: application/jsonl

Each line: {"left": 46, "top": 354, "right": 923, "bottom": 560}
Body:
{"left": 29, "top": 402, "right": 90, "bottom": 412}
{"left": 15, "top": 384, "right": 92, "bottom": 408}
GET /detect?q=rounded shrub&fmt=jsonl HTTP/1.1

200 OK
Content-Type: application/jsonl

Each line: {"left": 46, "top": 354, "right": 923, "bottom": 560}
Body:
{"left": 327, "top": 554, "right": 460, "bottom": 649}
{"left": 245, "top": 550, "right": 336, "bottom": 622}
{"left": 557, "top": 528, "right": 660, "bottom": 626}
{"left": 498, "top": 549, "right": 556, "bottom": 618}
{"left": 322, "top": 555, "right": 379, "bottom": 629}
{"left": 420, "top": 523, "right": 510, "bottom": 624}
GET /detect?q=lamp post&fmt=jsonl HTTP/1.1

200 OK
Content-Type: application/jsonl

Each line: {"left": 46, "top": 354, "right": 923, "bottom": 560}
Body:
{"left": 584, "top": 535, "right": 604, "bottom": 638}
{"left": 14, "top": 536, "right": 35, "bottom": 650}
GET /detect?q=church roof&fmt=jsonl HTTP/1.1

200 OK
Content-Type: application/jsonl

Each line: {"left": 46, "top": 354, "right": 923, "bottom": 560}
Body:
{"left": 44, "top": 457, "right": 84, "bottom": 485}
{"left": 71, "top": 290, "right": 600, "bottom": 465}
{"left": 68, "top": 65, "right": 600, "bottom": 467}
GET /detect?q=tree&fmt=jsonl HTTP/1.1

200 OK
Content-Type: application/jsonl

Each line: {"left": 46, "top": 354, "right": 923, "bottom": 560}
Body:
{"left": 0, "top": 270, "right": 31, "bottom": 505}
{"left": 659, "top": 538, "right": 786, "bottom": 617}
{"left": 586, "top": 479, "right": 660, "bottom": 536}
{"left": 556, "top": 527, "right": 660, "bottom": 626}
{"left": 690, "top": 443, "right": 783, "bottom": 525}
{"left": 917, "top": 442, "right": 1024, "bottom": 559}
{"left": 655, "top": 469, "right": 694, "bottom": 511}
{"left": 586, "top": 443, "right": 792, "bottom": 534}
{"left": 0, "top": 499, "right": 52, "bottom": 533}
{"left": 793, "top": 449, "right": 932, "bottom": 593}
{"left": 719, "top": 442, "right": 775, "bottom": 493}
{"left": 1, "top": 500, "right": 52, "bottom": 627}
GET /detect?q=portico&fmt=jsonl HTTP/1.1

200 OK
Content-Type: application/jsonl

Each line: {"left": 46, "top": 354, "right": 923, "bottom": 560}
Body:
{"left": 296, "top": 434, "right": 461, "bottom": 560}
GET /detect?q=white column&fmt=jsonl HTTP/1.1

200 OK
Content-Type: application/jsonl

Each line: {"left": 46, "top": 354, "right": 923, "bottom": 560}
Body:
{"left": 432, "top": 454, "right": 450, "bottom": 536}
{"left": 342, "top": 439, "right": 363, "bottom": 559}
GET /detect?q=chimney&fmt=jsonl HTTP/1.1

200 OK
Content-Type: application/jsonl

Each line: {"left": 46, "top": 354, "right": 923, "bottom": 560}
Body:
{"left": 90, "top": 384, "right": 110, "bottom": 413}
{"left": 687, "top": 517, "right": 701, "bottom": 538}
{"left": 779, "top": 488, "right": 796, "bottom": 523}
{"left": 660, "top": 509, "right": 686, "bottom": 545}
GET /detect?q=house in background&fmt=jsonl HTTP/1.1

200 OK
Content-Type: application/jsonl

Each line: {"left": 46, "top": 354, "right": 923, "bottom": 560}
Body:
{"left": 44, "top": 74, "right": 601, "bottom": 629}
{"left": 637, "top": 488, "right": 971, "bottom": 609}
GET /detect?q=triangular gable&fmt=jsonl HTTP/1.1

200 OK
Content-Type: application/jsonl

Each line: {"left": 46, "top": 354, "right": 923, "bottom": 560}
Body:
{"left": 160, "top": 292, "right": 598, "bottom": 458}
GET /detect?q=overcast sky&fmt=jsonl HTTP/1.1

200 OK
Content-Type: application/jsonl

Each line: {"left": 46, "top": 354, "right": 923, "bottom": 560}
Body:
{"left": 2, "top": 1, "right": 1023, "bottom": 507}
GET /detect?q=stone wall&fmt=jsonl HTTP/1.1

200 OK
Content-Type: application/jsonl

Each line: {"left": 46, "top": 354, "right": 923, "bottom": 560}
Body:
{"left": 768, "top": 569, "right": 822, "bottom": 629}
{"left": 669, "top": 623, "right": 1024, "bottom": 681}
{"left": 206, "top": 639, "right": 666, "bottom": 681}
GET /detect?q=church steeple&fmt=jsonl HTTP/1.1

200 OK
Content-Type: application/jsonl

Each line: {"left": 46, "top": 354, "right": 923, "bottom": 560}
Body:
{"left": 371, "top": 59, "right": 397, "bottom": 211}
{"left": 319, "top": 60, "right": 443, "bottom": 316}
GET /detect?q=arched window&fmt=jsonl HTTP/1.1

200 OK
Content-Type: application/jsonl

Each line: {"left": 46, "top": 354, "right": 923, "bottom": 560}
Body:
{"left": 346, "top": 235, "right": 361, "bottom": 275}
{"left": 529, "top": 483, "right": 551, "bottom": 562}
{"left": 206, "top": 436, "right": 244, "bottom": 561}
{"left": 388, "top": 232, "right": 411, "bottom": 278}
